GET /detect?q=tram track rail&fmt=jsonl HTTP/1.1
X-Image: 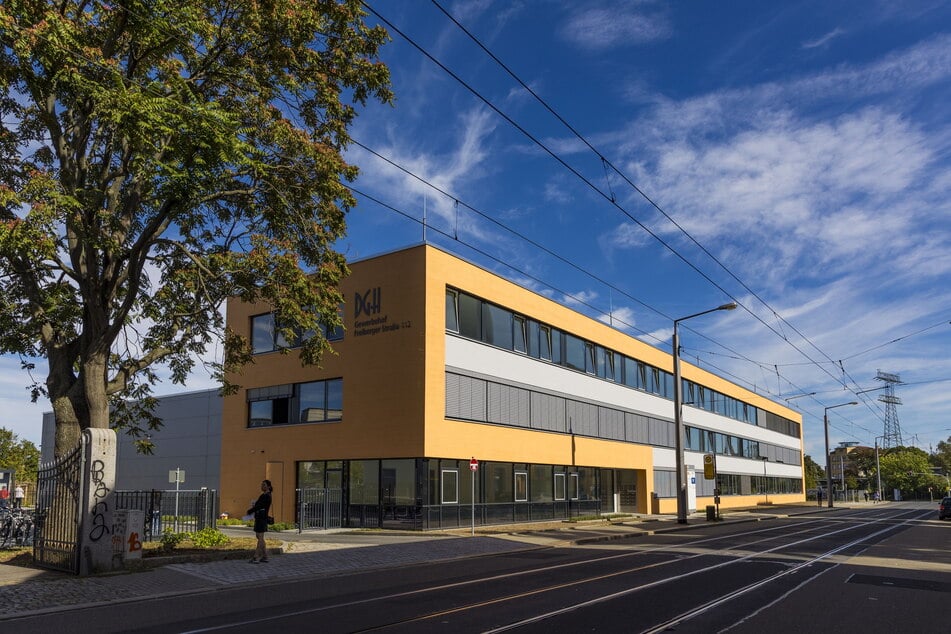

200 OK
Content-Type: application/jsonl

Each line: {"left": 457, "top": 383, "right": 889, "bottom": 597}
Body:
{"left": 181, "top": 505, "right": 936, "bottom": 633}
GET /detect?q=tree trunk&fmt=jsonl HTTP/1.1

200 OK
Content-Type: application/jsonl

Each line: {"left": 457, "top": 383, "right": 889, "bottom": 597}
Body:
{"left": 51, "top": 395, "right": 82, "bottom": 461}
{"left": 81, "top": 353, "right": 111, "bottom": 430}
{"left": 47, "top": 348, "right": 111, "bottom": 458}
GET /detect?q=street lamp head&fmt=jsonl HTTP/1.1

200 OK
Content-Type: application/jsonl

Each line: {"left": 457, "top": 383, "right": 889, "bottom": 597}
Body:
{"left": 718, "top": 302, "right": 738, "bottom": 311}
{"left": 825, "top": 401, "right": 858, "bottom": 413}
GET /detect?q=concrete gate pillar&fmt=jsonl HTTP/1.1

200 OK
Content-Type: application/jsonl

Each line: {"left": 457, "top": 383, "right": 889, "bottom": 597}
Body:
{"left": 78, "top": 428, "right": 117, "bottom": 576}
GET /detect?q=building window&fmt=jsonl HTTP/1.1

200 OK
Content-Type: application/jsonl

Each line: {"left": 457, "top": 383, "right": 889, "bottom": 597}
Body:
{"left": 483, "top": 303, "right": 514, "bottom": 349}
{"left": 564, "top": 333, "right": 585, "bottom": 372}
{"left": 252, "top": 313, "right": 277, "bottom": 354}
{"left": 513, "top": 315, "right": 527, "bottom": 353}
{"left": 252, "top": 311, "right": 342, "bottom": 353}
{"left": 486, "top": 463, "right": 513, "bottom": 503}
{"left": 623, "top": 357, "right": 639, "bottom": 389}
{"left": 554, "top": 473, "right": 566, "bottom": 501}
{"left": 569, "top": 473, "right": 580, "bottom": 500}
{"left": 441, "top": 470, "right": 459, "bottom": 504}
{"left": 584, "top": 342, "right": 597, "bottom": 375}
{"left": 686, "top": 426, "right": 704, "bottom": 451}
{"left": 457, "top": 292, "right": 482, "bottom": 340}
{"left": 539, "top": 325, "right": 552, "bottom": 361}
{"left": 444, "top": 287, "right": 800, "bottom": 438}
{"left": 249, "top": 398, "right": 289, "bottom": 427}
{"left": 531, "top": 465, "right": 553, "bottom": 502}
{"left": 445, "top": 289, "right": 459, "bottom": 332}
{"left": 323, "top": 321, "right": 344, "bottom": 342}
{"left": 514, "top": 471, "right": 528, "bottom": 502}
{"left": 248, "top": 378, "right": 342, "bottom": 428}
{"left": 298, "top": 379, "right": 343, "bottom": 423}
{"left": 551, "top": 328, "right": 564, "bottom": 365}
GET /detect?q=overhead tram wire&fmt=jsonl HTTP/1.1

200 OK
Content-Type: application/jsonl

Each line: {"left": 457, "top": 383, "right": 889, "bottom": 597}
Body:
{"left": 9, "top": 5, "right": 798, "bottom": 403}
{"left": 346, "top": 154, "right": 831, "bottom": 412}
{"left": 14, "top": 6, "right": 875, "bottom": 419}
{"left": 838, "top": 319, "right": 951, "bottom": 362}
{"left": 351, "top": 137, "right": 786, "bottom": 389}
{"left": 349, "top": 179, "right": 817, "bottom": 409}
{"left": 362, "top": 2, "right": 856, "bottom": 396}
{"left": 421, "top": 4, "right": 882, "bottom": 427}
{"left": 23, "top": 0, "right": 861, "bottom": 409}
{"left": 437, "top": 0, "right": 891, "bottom": 431}
{"left": 346, "top": 184, "right": 652, "bottom": 341}
{"left": 350, "top": 139, "right": 671, "bottom": 340}
{"left": 422, "top": 0, "right": 873, "bottom": 398}
{"left": 430, "top": 0, "right": 858, "bottom": 372}
{"left": 697, "top": 318, "right": 951, "bottom": 370}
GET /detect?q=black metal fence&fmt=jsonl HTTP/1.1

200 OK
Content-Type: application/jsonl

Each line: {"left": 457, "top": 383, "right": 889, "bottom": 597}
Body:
{"left": 115, "top": 489, "right": 218, "bottom": 540}
{"left": 296, "top": 488, "right": 343, "bottom": 532}
{"left": 33, "top": 438, "right": 85, "bottom": 573}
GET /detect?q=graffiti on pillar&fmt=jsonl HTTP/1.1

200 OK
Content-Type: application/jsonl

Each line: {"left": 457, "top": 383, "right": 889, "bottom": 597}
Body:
{"left": 88, "top": 459, "right": 111, "bottom": 542}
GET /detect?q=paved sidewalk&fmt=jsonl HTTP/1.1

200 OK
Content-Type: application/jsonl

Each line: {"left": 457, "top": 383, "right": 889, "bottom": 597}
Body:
{"left": 0, "top": 504, "right": 846, "bottom": 620}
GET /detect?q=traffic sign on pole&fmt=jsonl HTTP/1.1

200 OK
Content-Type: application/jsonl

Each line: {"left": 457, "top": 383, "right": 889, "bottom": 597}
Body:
{"left": 469, "top": 458, "right": 478, "bottom": 535}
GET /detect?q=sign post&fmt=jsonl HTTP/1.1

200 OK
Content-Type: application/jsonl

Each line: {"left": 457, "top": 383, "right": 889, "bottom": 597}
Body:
{"left": 169, "top": 468, "right": 185, "bottom": 532}
{"left": 703, "top": 453, "right": 719, "bottom": 520}
{"left": 469, "top": 457, "right": 478, "bottom": 536}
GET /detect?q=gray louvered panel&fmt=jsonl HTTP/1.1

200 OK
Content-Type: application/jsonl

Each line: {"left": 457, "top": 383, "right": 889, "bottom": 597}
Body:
{"left": 531, "top": 392, "right": 566, "bottom": 432}
{"left": 599, "top": 407, "right": 625, "bottom": 440}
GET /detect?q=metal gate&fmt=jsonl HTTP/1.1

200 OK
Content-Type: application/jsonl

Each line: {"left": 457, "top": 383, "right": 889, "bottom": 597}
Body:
{"left": 33, "top": 435, "right": 86, "bottom": 574}
{"left": 296, "top": 488, "right": 342, "bottom": 532}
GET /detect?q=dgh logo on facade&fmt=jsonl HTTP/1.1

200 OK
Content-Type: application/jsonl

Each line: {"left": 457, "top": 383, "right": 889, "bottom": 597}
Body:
{"left": 355, "top": 287, "right": 382, "bottom": 319}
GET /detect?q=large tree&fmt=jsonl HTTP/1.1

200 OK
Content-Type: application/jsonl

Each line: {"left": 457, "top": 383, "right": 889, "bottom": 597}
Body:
{"left": 879, "top": 446, "right": 943, "bottom": 498}
{"left": 803, "top": 454, "right": 823, "bottom": 490}
{"left": 0, "top": 1, "right": 391, "bottom": 457}
{"left": 0, "top": 427, "right": 40, "bottom": 484}
{"left": 932, "top": 436, "right": 951, "bottom": 475}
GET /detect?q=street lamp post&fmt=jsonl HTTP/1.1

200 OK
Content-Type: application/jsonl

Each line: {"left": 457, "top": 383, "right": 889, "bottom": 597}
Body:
{"left": 874, "top": 435, "right": 884, "bottom": 503}
{"left": 673, "top": 301, "right": 738, "bottom": 524}
{"left": 824, "top": 402, "right": 858, "bottom": 508}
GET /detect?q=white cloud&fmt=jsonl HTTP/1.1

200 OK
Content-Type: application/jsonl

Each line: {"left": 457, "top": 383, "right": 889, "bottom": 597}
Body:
{"left": 607, "top": 100, "right": 946, "bottom": 294}
{"left": 560, "top": 3, "right": 671, "bottom": 51}
{"left": 598, "top": 306, "right": 639, "bottom": 332}
{"left": 802, "top": 27, "right": 846, "bottom": 49}
{"left": 351, "top": 106, "right": 499, "bottom": 240}
{"left": 563, "top": 289, "right": 599, "bottom": 308}
{"left": 544, "top": 181, "right": 573, "bottom": 204}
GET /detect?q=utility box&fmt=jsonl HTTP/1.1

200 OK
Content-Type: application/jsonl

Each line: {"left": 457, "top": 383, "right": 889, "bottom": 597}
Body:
{"left": 113, "top": 509, "right": 145, "bottom": 563}
{"left": 705, "top": 505, "right": 717, "bottom": 521}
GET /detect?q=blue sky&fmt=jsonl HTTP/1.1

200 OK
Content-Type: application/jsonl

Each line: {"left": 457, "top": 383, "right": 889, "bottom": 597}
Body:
{"left": 4, "top": 1, "right": 950, "bottom": 463}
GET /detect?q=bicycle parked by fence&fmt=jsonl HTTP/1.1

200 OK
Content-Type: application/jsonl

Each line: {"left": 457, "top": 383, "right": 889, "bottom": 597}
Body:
{"left": 0, "top": 508, "right": 35, "bottom": 548}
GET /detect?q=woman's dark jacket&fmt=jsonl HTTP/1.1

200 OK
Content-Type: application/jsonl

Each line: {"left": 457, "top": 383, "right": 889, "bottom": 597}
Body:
{"left": 248, "top": 492, "right": 272, "bottom": 533}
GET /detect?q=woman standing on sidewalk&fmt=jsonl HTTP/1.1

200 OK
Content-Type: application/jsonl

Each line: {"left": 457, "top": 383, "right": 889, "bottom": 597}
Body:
{"left": 248, "top": 479, "right": 273, "bottom": 563}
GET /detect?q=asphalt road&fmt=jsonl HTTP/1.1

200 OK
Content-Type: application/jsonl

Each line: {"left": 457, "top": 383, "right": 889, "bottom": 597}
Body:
{"left": 8, "top": 502, "right": 949, "bottom": 633}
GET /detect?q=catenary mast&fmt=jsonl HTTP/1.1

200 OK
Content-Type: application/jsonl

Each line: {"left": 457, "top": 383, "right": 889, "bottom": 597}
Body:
{"left": 876, "top": 370, "right": 903, "bottom": 449}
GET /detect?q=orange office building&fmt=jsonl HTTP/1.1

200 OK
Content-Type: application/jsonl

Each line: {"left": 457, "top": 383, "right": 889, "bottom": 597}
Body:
{"left": 220, "top": 244, "right": 804, "bottom": 529}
